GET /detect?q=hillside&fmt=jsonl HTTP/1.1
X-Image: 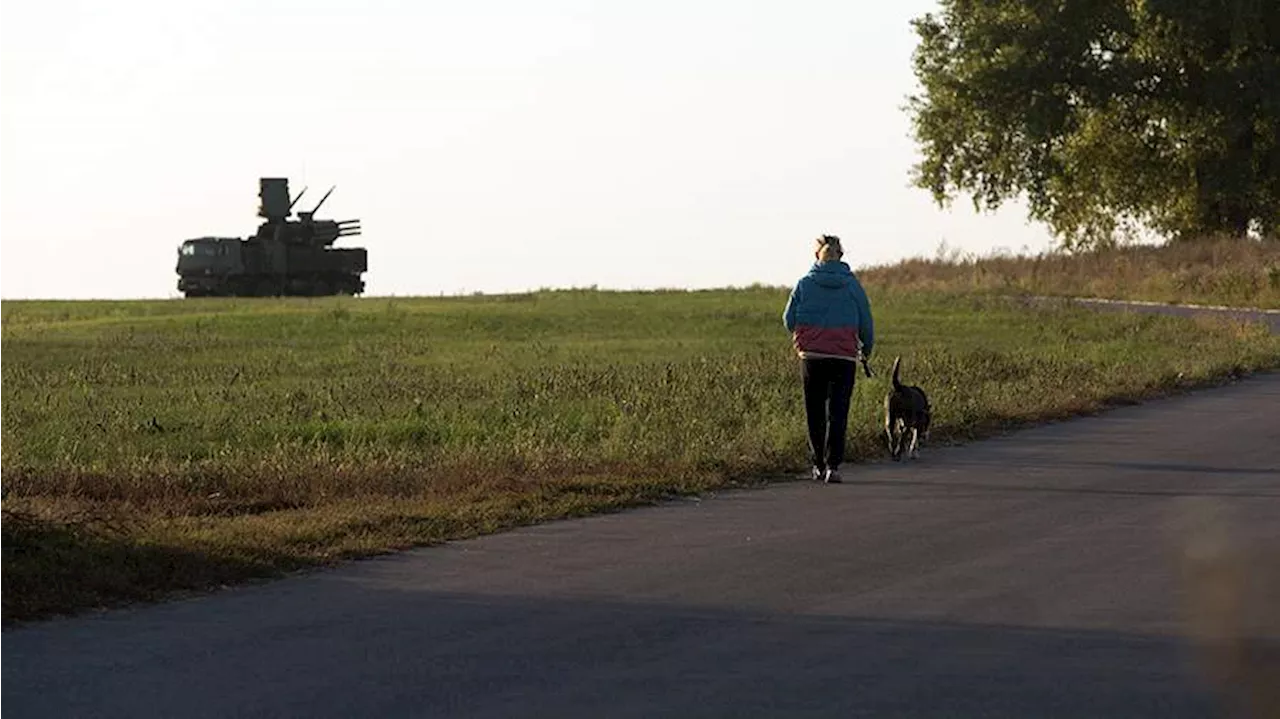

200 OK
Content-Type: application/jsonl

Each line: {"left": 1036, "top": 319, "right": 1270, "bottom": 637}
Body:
{"left": 4, "top": 288, "right": 1278, "bottom": 621}
{"left": 859, "top": 239, "right": 1280, "bottom": 309}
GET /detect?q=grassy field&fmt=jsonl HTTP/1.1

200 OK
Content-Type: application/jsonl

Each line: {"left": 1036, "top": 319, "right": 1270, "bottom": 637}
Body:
{"left": 860, "top": 238, "right": 1280, "bottom": 309}
{"left": 4, "top": 287, "right": 1279, "bottom": 622}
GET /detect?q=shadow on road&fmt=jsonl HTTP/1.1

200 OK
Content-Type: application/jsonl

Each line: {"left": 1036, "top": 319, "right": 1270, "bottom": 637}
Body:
{"left": 0, "top": 582, "right": 1229, "bottom": 719}
{"left": 943, "top": 459, "right": 1280, "bottom": 477}
{"left": 855, "top": 478, "right": 1280, "bottom": 500}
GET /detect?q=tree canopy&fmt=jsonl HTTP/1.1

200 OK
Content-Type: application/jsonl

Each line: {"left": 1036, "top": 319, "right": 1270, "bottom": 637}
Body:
{"left": 908, "top": 0, "right": 1280, "bottom": 248}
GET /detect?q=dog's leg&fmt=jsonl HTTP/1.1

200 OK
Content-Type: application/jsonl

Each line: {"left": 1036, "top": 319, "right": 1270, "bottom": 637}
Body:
{"left": 908, "top": 428, "right": 920, "bottom": 459}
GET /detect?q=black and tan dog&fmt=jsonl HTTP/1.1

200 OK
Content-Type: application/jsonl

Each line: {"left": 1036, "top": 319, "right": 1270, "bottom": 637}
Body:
{"left": 884, "top": 356, "right": 931, "bottom": 461}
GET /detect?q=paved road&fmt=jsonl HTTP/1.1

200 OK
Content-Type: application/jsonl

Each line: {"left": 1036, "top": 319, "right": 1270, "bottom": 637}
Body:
{"left": 1045, "top": 295, "right": 1280, "bottom": 333}
{"left": 5, "top": 305, "right": 1279, "bottom": 718}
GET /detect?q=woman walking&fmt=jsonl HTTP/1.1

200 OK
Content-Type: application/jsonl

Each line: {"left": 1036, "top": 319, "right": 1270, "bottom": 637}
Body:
{"left": 782, "top": 235, "right": 875, "bottom": 484}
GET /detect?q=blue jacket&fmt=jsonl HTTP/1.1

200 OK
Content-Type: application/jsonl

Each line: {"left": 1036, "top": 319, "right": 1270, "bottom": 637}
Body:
{"left": 783, "top": 261, "right": 874, "bottom": 359}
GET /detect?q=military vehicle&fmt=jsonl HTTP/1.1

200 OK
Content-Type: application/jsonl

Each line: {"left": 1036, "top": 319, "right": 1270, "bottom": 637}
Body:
{"left": 176, "top": 178, "right": 367, "bottom": 297}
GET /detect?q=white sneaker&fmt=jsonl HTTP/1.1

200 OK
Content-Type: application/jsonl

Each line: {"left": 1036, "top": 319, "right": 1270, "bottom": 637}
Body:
{"left": 824, "top": 468, "right": 843, "bottom": 484}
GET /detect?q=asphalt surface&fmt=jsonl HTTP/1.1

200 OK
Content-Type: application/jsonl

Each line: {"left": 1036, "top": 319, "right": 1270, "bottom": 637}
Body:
{"left": 1049, "top": 295, "right": 1280, "bottom": 333}
{"left": 5, "top": 304, "right": 1280, "bottom": 718}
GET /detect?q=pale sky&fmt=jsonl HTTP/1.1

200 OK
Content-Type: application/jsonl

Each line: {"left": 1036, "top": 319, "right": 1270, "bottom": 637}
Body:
{"left": 0, "top": 0, "right": 1055, "bottom": 300}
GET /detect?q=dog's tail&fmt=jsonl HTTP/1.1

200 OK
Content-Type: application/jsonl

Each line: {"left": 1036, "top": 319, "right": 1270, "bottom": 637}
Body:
{"left": 891, "top": 356, "right": 903, "bottom": 391}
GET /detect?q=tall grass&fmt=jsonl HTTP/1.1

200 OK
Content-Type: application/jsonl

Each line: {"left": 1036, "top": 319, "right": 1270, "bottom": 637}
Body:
{"left": 4, "top": 288, "right": 1278, "bottom": 621}
{"left": 860, "top": 238, "right": 1280, "bottom": 309}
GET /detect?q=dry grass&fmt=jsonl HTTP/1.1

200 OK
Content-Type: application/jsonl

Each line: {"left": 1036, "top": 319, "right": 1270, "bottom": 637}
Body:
{"left": 860, "top": 238, "right": 1280, "bottom": 309}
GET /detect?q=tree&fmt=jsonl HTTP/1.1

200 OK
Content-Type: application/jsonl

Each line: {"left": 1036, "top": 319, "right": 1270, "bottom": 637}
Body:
{"left": 908, "top": 0, "right": 1280, "bottom": 248}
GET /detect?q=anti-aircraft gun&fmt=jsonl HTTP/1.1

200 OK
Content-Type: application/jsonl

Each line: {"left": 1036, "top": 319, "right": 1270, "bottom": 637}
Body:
{"left": 176, "top": 178, "right": 368, "bottom": 297}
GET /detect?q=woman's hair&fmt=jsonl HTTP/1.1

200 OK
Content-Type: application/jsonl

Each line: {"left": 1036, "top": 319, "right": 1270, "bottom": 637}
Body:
{"left": 816, "top": 235, "right": 843, "bottom": 262}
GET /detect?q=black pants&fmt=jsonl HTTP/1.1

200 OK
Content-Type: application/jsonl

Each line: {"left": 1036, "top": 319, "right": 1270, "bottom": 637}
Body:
{"left": 802, "top": 358, "right": 856, "bottom": 470}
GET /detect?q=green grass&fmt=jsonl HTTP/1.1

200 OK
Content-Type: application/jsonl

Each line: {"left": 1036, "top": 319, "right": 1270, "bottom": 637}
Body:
{"left": 4, "top": 288, "right": 1279, "bottom": 622}
{"left": 860, "top": 237, "right": 1280, "bottom": 309}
